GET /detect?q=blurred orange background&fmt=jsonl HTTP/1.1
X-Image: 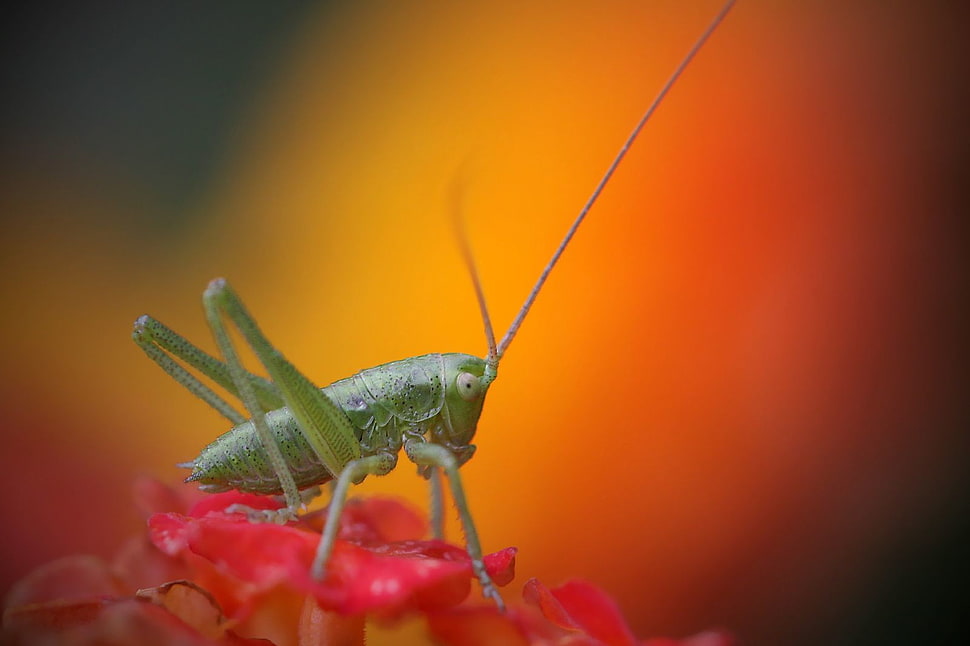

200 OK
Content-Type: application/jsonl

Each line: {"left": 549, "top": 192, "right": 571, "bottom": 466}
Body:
{"left": 1, "top": 1, "right": 967, "bottom": 644}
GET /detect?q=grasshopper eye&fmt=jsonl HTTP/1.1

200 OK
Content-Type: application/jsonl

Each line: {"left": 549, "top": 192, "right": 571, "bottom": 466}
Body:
{"left": 456, "top": 372, "right": 481, "bottom": 401}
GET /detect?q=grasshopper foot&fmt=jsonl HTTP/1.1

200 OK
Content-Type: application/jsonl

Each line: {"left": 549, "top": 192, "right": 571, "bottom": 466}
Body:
{"left": 226, "top": 503, "right": 299, "bottom": 525}
{"left": 475, "top": 568, "right": 505, "bottom": 612}
{"left": 481, "top": 578, "right": 505, "bottom": 612}
{"left": 311, "top": 561, "right": 327, "bottom": 582}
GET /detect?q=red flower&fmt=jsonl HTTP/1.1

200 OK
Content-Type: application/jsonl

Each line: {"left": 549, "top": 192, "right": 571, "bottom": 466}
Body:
{"left": 2, "top": 478, "right": 515, "bottom": 645}
{"left": 3, "top": 479, "right": 731, "bottom": 645}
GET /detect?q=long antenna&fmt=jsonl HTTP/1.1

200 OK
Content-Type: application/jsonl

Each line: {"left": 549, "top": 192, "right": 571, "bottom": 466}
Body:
{"left": 451, "top": 179, "right": 499, "bottom": 380}
{"left": 495, "top": 0, "right": 736, "bottom": 358}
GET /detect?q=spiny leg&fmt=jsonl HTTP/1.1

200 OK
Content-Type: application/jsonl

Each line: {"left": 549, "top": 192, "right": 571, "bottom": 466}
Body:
{"left": 202, "top": 279, "right": 363, "bottom": 518}
{"left": 311, "top": 452, "right": 398, "bottom": 580}
{"left": 404, "top": 439, "right": 504, "bottom": 611}
{"left": 133, "top": 315, "right": 283, "bottom": 424}
{"left": 429, "top": 467, "right": 445, "bottom": 540}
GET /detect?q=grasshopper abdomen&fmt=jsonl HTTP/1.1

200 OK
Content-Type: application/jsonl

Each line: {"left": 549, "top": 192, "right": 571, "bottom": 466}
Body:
{"left": 186, "top": 407, "right": 331, "bottom": 495}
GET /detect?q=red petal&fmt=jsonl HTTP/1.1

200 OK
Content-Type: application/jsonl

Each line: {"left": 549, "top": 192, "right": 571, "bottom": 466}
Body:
{"left": 524, "top": 578, "right": 638, "bottom": 646}
{"left": 329, "top": 497, "right": 428, "bottom": 543}
{"left": 149, "top": 512, "right": 196, "bottom": 555}
{"left": 482, "top": 547, "right": 517, "bottom": 586}
{"left": 189, "top": 492, "right": 430, "bottom": 546}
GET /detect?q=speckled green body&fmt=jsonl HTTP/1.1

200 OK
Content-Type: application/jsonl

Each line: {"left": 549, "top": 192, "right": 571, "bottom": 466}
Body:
{"left": 185, "top": 352, "right": 488, "bottom": 495}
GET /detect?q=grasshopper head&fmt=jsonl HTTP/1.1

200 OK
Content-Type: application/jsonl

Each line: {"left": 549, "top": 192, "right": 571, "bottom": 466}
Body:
{"left": 438, "top": 352, "right": 494, "bottom": 461}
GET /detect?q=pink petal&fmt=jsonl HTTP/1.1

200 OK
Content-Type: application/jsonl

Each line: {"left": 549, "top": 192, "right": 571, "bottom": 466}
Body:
{"left": 187, "top": 490, "right": 279, "bottom": 518}
{"left": 425, "top": 606, "right": 531, "bottom": 646}
{"left": 2, "top": 599, "right": 111, "bottom": 634}
{"left": 134, "top": 580, "right": 227, "bottom": 640}
{"left": 113, "top": 535, "right": 191, "bottom": 591}
{"left": 297, "top": 596, "right": 365, "bottom": 646}
{"left": 133, "top": 476, "right": 193, "bottom": 518}
{"left": 3, "top": 555, "right": 123, "bottom": 608}
{"left": 643, "top": 631, "right": 736, "bottom": 646}
{"left": 3, "top": 595, "right": 271, "bottom": 645}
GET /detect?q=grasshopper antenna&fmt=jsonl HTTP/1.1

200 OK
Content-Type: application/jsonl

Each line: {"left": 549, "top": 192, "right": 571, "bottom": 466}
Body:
{"left": 496, "top": 0, "right": 737, "bottom": 359}
{"left": 451, "top": 178, "right": 500, "bottom": 384}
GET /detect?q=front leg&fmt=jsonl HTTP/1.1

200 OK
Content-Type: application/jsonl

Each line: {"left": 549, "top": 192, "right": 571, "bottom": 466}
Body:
{"left": 311, "top": 452, "right": 398, "bottom": 580}
{"left": 428, "top": 467, "right": 445, "bottom": 540}
{"left": 404, "top": 439, "right": 504, "bottom": 611}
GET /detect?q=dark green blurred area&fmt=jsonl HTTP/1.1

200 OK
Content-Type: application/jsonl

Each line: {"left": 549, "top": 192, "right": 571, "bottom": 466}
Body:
{"left": 0, "top": 1, "right": 322, "bottom": 233}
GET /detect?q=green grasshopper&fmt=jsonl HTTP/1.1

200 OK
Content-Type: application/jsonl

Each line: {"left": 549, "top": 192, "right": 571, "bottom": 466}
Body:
{"left": 132, "top": 0, "right": 735, "bottom": 610}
